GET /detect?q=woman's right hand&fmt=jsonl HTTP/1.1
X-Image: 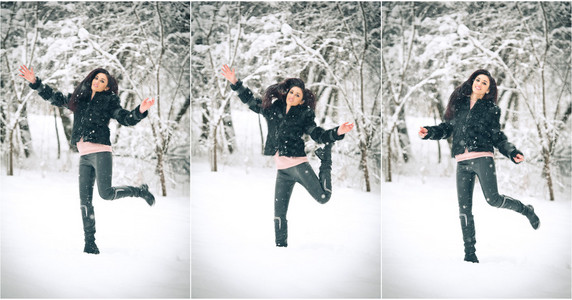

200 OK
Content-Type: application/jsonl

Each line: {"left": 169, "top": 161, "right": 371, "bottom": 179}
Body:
{"left": 418, "top": 127, "right": 428, "bottom": 139}
{"left": 18, "top": 65, "right": 36, "bottom": 84}
{"left": 221, "top": 64, "right": 238, "bottom": 85}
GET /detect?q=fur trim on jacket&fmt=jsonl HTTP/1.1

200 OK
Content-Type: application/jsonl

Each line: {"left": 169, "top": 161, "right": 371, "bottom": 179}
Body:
{"left": 422, "top": 96, "right": 523, "bottom": 164}
{"left": 231, "top": 80, "right": 344, "bottom": 157}
{"left": 30, "top": 77, "right": 148, "bottom": 146}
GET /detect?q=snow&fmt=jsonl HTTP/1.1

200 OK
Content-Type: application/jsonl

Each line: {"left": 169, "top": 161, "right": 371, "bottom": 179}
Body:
{"left": 281, "top": 23, "right": 293, "bottom": 36}
{"left": 457, "top": 24, "right": 470, "bottom": 38}
{"left": 0, "top": 115, "right": 190, "bottom": 298}
{"left": 77, "top": 27, "right": 89, "bottom": 40}
{"left": 191, "top": 161, "right": 381, "bottom": 298}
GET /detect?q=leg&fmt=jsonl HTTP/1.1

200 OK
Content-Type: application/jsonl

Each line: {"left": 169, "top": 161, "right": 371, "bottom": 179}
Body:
{"left": 274, "top": 170, "right": 296, "bottom": 247}
{"left": 456, "top": 160, "right": 478, "bottom": 263}
{"left": 295, "top": 163, "right": 331, "bottom": 204}
{"left": 93, "top": 152, "right": 155, "bottom": 206}
{"left": 79, "top": 155, "right": 99, "bottom": 254}
{"left": 315, "top": 143, "right": 333, "bottom": 198}
{"left": 474, "top": 157, "right": 540, "bottom": 229}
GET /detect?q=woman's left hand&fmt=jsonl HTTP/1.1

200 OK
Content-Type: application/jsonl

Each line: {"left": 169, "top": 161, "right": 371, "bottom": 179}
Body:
{"left": 140, "top": 98, "right": 155, "bottom": 113}
{"left": 338, "top": 122, "right": 354, "bottom": 135}
{"left": 513, "top": 153, "right": 525, "bottom": 163}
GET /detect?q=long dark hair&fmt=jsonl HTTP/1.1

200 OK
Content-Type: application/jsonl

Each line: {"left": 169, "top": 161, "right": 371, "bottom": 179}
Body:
{"left": 262, "top": 78, "right": 316, "bottom": 111}
{"left": 443, "top": 69, "right": 497, "bottom": 121}
{"left": 69, "top": 68, "right": 118, "bottom": 112}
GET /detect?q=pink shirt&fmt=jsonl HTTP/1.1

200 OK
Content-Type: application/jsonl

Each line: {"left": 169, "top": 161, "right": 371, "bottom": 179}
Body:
{"left": 77, "top": 138, "right": 112, "bottom": 156}
{"left": 455, "top": 148, "right": 493, "bottom": 162}
{"left": 274, "top": 152, "right": 309, "bottom": 170}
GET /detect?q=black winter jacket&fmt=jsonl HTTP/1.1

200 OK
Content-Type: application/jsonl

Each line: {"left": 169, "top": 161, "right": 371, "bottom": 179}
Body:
{"left": 422, "top": 96, "right": 522, "bottom": 163}
{"left": 30, "top": 77, "right": 148, "bottom": 146}
{"left": 231, "top": 80, "right": 344, "bottom": 157}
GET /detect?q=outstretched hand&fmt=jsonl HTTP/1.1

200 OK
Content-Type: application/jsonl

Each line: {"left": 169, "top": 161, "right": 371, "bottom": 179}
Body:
{"left": 337, "top": 122, "right": 354, "bottom": 135}
{"left": 221, "top": 64, "right": 238, "bottom": 85}
{"left": 139, "top": 98, "right": 155, "bottom": 114}
{"left": 513, "top": 153, "right": 524, "bottom": 163}
{"left": 418, "top": 127, "right": 428, "bottom": 139}
{"left": 18, "top": 65, "right": 36, "bottom": 84}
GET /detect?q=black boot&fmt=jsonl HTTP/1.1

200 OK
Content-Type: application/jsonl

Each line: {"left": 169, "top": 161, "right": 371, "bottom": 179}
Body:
{"left": 500, "top": 195, "right": 540, "bottom": 230}
{"left": 460, "top": 213, "right": 478, "bottom": 263}
{"left": 274, "top": 217, "right": 288, "bottom": 247}
{"left": 84, "top": 239, "right": 100, "bottom": 254}
{"left": 522, "top": 205, "right": 540, "bottom": 230}
{"left": 81, "top": 204, "right": 100, "bottom": 255}
{"left": 138, "top": 184, "right": 155, "bottom": 206}
{"left": 113, "top": 184, "right": 155, "bottom": 206}
{"left": 315, "top": 143, "right": 333, "bottom": 199}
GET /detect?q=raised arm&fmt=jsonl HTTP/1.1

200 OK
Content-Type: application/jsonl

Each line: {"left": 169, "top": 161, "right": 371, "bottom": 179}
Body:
{"left": 19, "top": 65, "right": 70, "bottom": 108}
{"left": 222, "top": 64, "right": 263, "bottom": 114}
{"left": 18, "top": 65, "right": 37, "bottom": 84}
{"left": 221, "top": 64, "right": 238, "bottom": 85}
{"left": 109, "top": 96, "right": 149, "bottom": 127}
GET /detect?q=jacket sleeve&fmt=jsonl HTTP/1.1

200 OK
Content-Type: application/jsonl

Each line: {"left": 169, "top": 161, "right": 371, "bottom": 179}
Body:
{"left": 490, "top": 106, "right": 522, "bottom": 163}
{"left": 29, "top": 77, "right": 71, "bottom": 108}
{"left": 230, "top": 80, "right": 263, "bottom": 114}
{"left": 109, "top": 96, "right": 148, "bottom": 126}
{"left": 422, "top": 121, "right": 454, "bottom": 140}
{"left": 304, "top": 109, "right": 344, "bottom": 144}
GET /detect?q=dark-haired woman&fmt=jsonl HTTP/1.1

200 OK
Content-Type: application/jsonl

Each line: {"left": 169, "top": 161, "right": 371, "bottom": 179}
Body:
{"left": 419, "top": 69, "right": 540, "bottom": 263}
{"left": 19, "top": 65, "right": 156, "bottom": 255}
{"left": 221, "top": 64, "right": 354, "bottom": 247}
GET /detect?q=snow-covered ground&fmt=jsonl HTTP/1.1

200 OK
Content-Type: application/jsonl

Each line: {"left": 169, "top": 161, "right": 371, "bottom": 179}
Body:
{"left": 382, "top": 116, "right": 572, "bottom": 298}
{"left": 1, "top": 170, "right": 190, "bottom": 298}
{"left": 191, "top": 161, "right": 381, "bottom": 298}
{"left": 0, "top": 115, "right": 190, "bottom": 298}
{"left": 383, "top": 175, "right": 571, "bottom": 298}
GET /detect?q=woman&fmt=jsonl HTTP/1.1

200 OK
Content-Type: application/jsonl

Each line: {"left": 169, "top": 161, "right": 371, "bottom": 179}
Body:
{"left": 19, "top": 65, "right": 156, "bottom": 255}
{"left": 419, "top": 69, "right": 540, "bottom": 263}
{"left": 221, "top": 64, "right": 354, "bottom": 247}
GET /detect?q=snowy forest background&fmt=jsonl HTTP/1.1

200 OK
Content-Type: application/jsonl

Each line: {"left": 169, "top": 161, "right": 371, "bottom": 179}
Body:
{"left": 191, "top": 1, "right": 382, "bottom": 192}
{"left": 0, "top": 2, "right": 191, "bottom": 196}
{"left": 383, "top": 1, "right": 572, "bottom": 201}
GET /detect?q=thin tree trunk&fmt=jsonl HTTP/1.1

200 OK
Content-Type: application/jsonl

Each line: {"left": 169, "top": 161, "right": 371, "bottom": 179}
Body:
{"left": 17, "top": 104, "right": 33, "bottom": 158}
{"left": 175, "top": 96, "right": 190, "bottom": 124}
{"left": 396, "top": 110, "right": 410, "bottom": 163}
{"left": 359, "top": 2, "right": 371, "bottom": 191}
{"left": 222, "top": 100, "right": 235, "bottom": 153}
{"left": 258, "top": 114, "right": 264, "bottom": 155}
{"left": 58, "top": 107, "right": 76, "bottom": 152}
{"left": 542, "top": 149, "right": 555, "bottom": 201}
{"left": 0, "top": 105, "right": 6, "bottom": 143}
{"left": 53, "top": 108, "right": 61, "bottom": 159}
{"left": 8, "top": 130, "right": 14, "bottom": 176}
{"left": 200, "top": 101, "right": 210, "bottom": 141}
{"left": 211, "top": 126, "right": 218, "bottom": 172}
{"left": 153, "top": 2, "right": 167, "bottom": 196}
{"left": 360, "top": 141, "right": 371, "bottom": 191}
{"left": 385, "top": 131, "right": 392, "bottom": 182}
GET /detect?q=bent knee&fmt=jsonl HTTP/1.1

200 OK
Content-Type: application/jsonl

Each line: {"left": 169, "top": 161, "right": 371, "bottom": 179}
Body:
{"left": 98, "top": 189, "right": 115, "bottom": 200}
{"left": 317, "top": 193, "right": 331, "bottom": 204}
{"left": 485, "top": 194, "right": 503, "bottom": 208}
